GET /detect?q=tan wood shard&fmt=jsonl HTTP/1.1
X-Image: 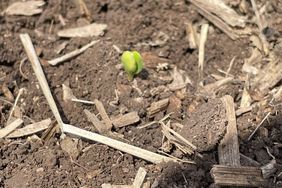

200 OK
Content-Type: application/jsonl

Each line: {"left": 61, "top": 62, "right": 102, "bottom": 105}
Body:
{"left": 112, "top": 111, "right": 140, "bottom": 128}
{"left": 219, "top": 95, "right": 240, "bottom": 166}
{"left": 147, "top": 98, "right": 169, "bottom": 118}
{"left": 211, "top": 165, "right": 265, "bottom": 187}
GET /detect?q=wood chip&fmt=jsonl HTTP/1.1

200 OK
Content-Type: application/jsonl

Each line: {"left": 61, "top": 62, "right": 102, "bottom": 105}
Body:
{"left": 6, "top": 118, "right": 51, "bottom": 138}
{"left": 219, "top": 95, "right": 240, "bottom": 166}
{"left": 4, "top": 0, "right": 45, "bottom": 16}
{"left": 112, "top": 112, "right": 140, "bottom": 128}
{"left": 84, "top": 109, "right": 107, "bottom": 133}
{"left": 189, "top": 0, "right": 239, "bottom": 40}
{"left": 57, "top": 23, "right": 107, "bottom": 38}
{"left": 94, "top": 99, "right": 113, "bottom": 131}
{"left": 200, "top": 77, "right": 234, "bottom": 96}
{"left": 133, "top": 167, "right": 147, "bottom": 188}
{"left": 252, "top": 59, "right": 282, "bottom": 93}
{"left": 211, "top": 165, "right": 265, "bottom": 187}
{"left": 147, "top": 98, "right": 169, "bottom": 118}
{"left": 190, "top": 0, "right": 247, "bottom": 27}
{"left": 0, "top": 118, "right": 23, "bottom": 138}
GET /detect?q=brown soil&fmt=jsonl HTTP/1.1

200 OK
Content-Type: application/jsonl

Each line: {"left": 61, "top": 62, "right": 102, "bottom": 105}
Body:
{"left": 180, "top": 98, "right": 227, "bottom": 152}
{"left": 1, "top": 0, "right": 282, "bottom": 188}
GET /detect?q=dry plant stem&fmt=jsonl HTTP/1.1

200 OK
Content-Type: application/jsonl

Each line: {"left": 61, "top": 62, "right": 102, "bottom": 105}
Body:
{"left": 240, "top": 153, "right": 260, "bottom": 166}
{"left": 202, "top": 77, "right": 233, "bottom": 95}
{"left": 250, "top": 0, "right": 263, "bottom": 33}
{"left": 189, "top": 1, "right": 238, "bottom": 40}
{"left": 198, "top": 24, "right": 209, "bottom": 81}
{"left": 0, "top": 118, "right": 23, "bottom": 138}
{"left": 186, "top": 22, "right": 199, "bottom": 49}
{"left": 133, "top": 167, "right": 147, "bottom": 188}
{"left": 6, "top": 118, "right": 51, "bottom": 138}
{"left": 161, "top": 122, "right": 197, "bottom": 150}
{"left": 78, "top": 0, "right": 91, "bottom": 19}
{"left": 219, "top": 95, "right": 240, "bottom": 166}
{"left": 71, "top": 98, "right": 95, "bottom": 105}
{"left": 62, "top": 123, "right": 174, "bottom": 164}
{"left": 102, "top": 184, "right": 132, "bottom": 188}
{"left": 19, "top": 57, "right": 28, "bottom": 79}
{"left": 226, "top": 56, "right": 236, "bottom": 77}
{"left": 48, "top": 40, "right": 99, "bottom": 66}
{"left": 247, "top": 112, "right": 271, "bottom": 141}
{"left": 236, "top": 106, "right": 252, "bottom": 116}
{"left": 21, "top": 33, "right": 175, "bottom": 164}
{"left": 7, "top": 88, "right": 25, "bottom": 123}
{"left": 20, "top": 34, "right": 64, "bottom": 131}
{"left": 250, "top": 0, "right": 269, "bottom": 54}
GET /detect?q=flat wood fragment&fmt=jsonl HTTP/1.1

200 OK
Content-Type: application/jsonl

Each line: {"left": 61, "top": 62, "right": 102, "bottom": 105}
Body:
{"left": 0, "top": 118, "right": 23, "bottom": 138}
{"left": 133, "top": 167, "right": 147, "bottom": 188}
{"left": 200, "top": 77, "right": 234, "bottom": 96}
{"left": 57, "top": 23, "right": 107, "bottom": 38}
{"left": 252, "top": 59, "right": 282, "bottom": 93}
{"left": 84, "top": 109, "right": 107, "bottom": 133}
{"left": 112, "top": 112, "right": 140, "bottom": 128}
{"left": 190, "top": 0, "right": 246, "bottom": 27}
{"left": 4, "top": 0, "right": 45, "bottom": 16}
{"left": 211, "top": 165, "right": 265, "bottom": 187}
{"left": 6, "top": 118, "right": 51, "bottom": 138}
{"left": 147, "top": 98, "right": 169, "bottom": 118}
{"left": 219, "top": 95, "right": 240, "bottom": 166}
{"left": 189, "top": 0, "right": 238, "bottom": 40}
{"left": 94, "top": 99, "right": 113, "bottom": 131}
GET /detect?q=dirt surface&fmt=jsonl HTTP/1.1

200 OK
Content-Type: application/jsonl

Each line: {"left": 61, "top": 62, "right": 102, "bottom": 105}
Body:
{"left": 180, "top": 98, "right": 227, "bottom": 152}
{"left": 1, "top": 0, "right": 282, "bottom": 187}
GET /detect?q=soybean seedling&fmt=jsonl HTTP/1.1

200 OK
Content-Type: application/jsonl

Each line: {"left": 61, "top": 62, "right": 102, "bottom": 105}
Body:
{"left": 121, "top": 51, "right": 144, "bottom": 81}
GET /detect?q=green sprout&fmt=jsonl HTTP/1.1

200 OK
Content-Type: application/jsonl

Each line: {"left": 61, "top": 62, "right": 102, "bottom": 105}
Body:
{"left": 121, "top": 50, "right": 144, "bottom": 81}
